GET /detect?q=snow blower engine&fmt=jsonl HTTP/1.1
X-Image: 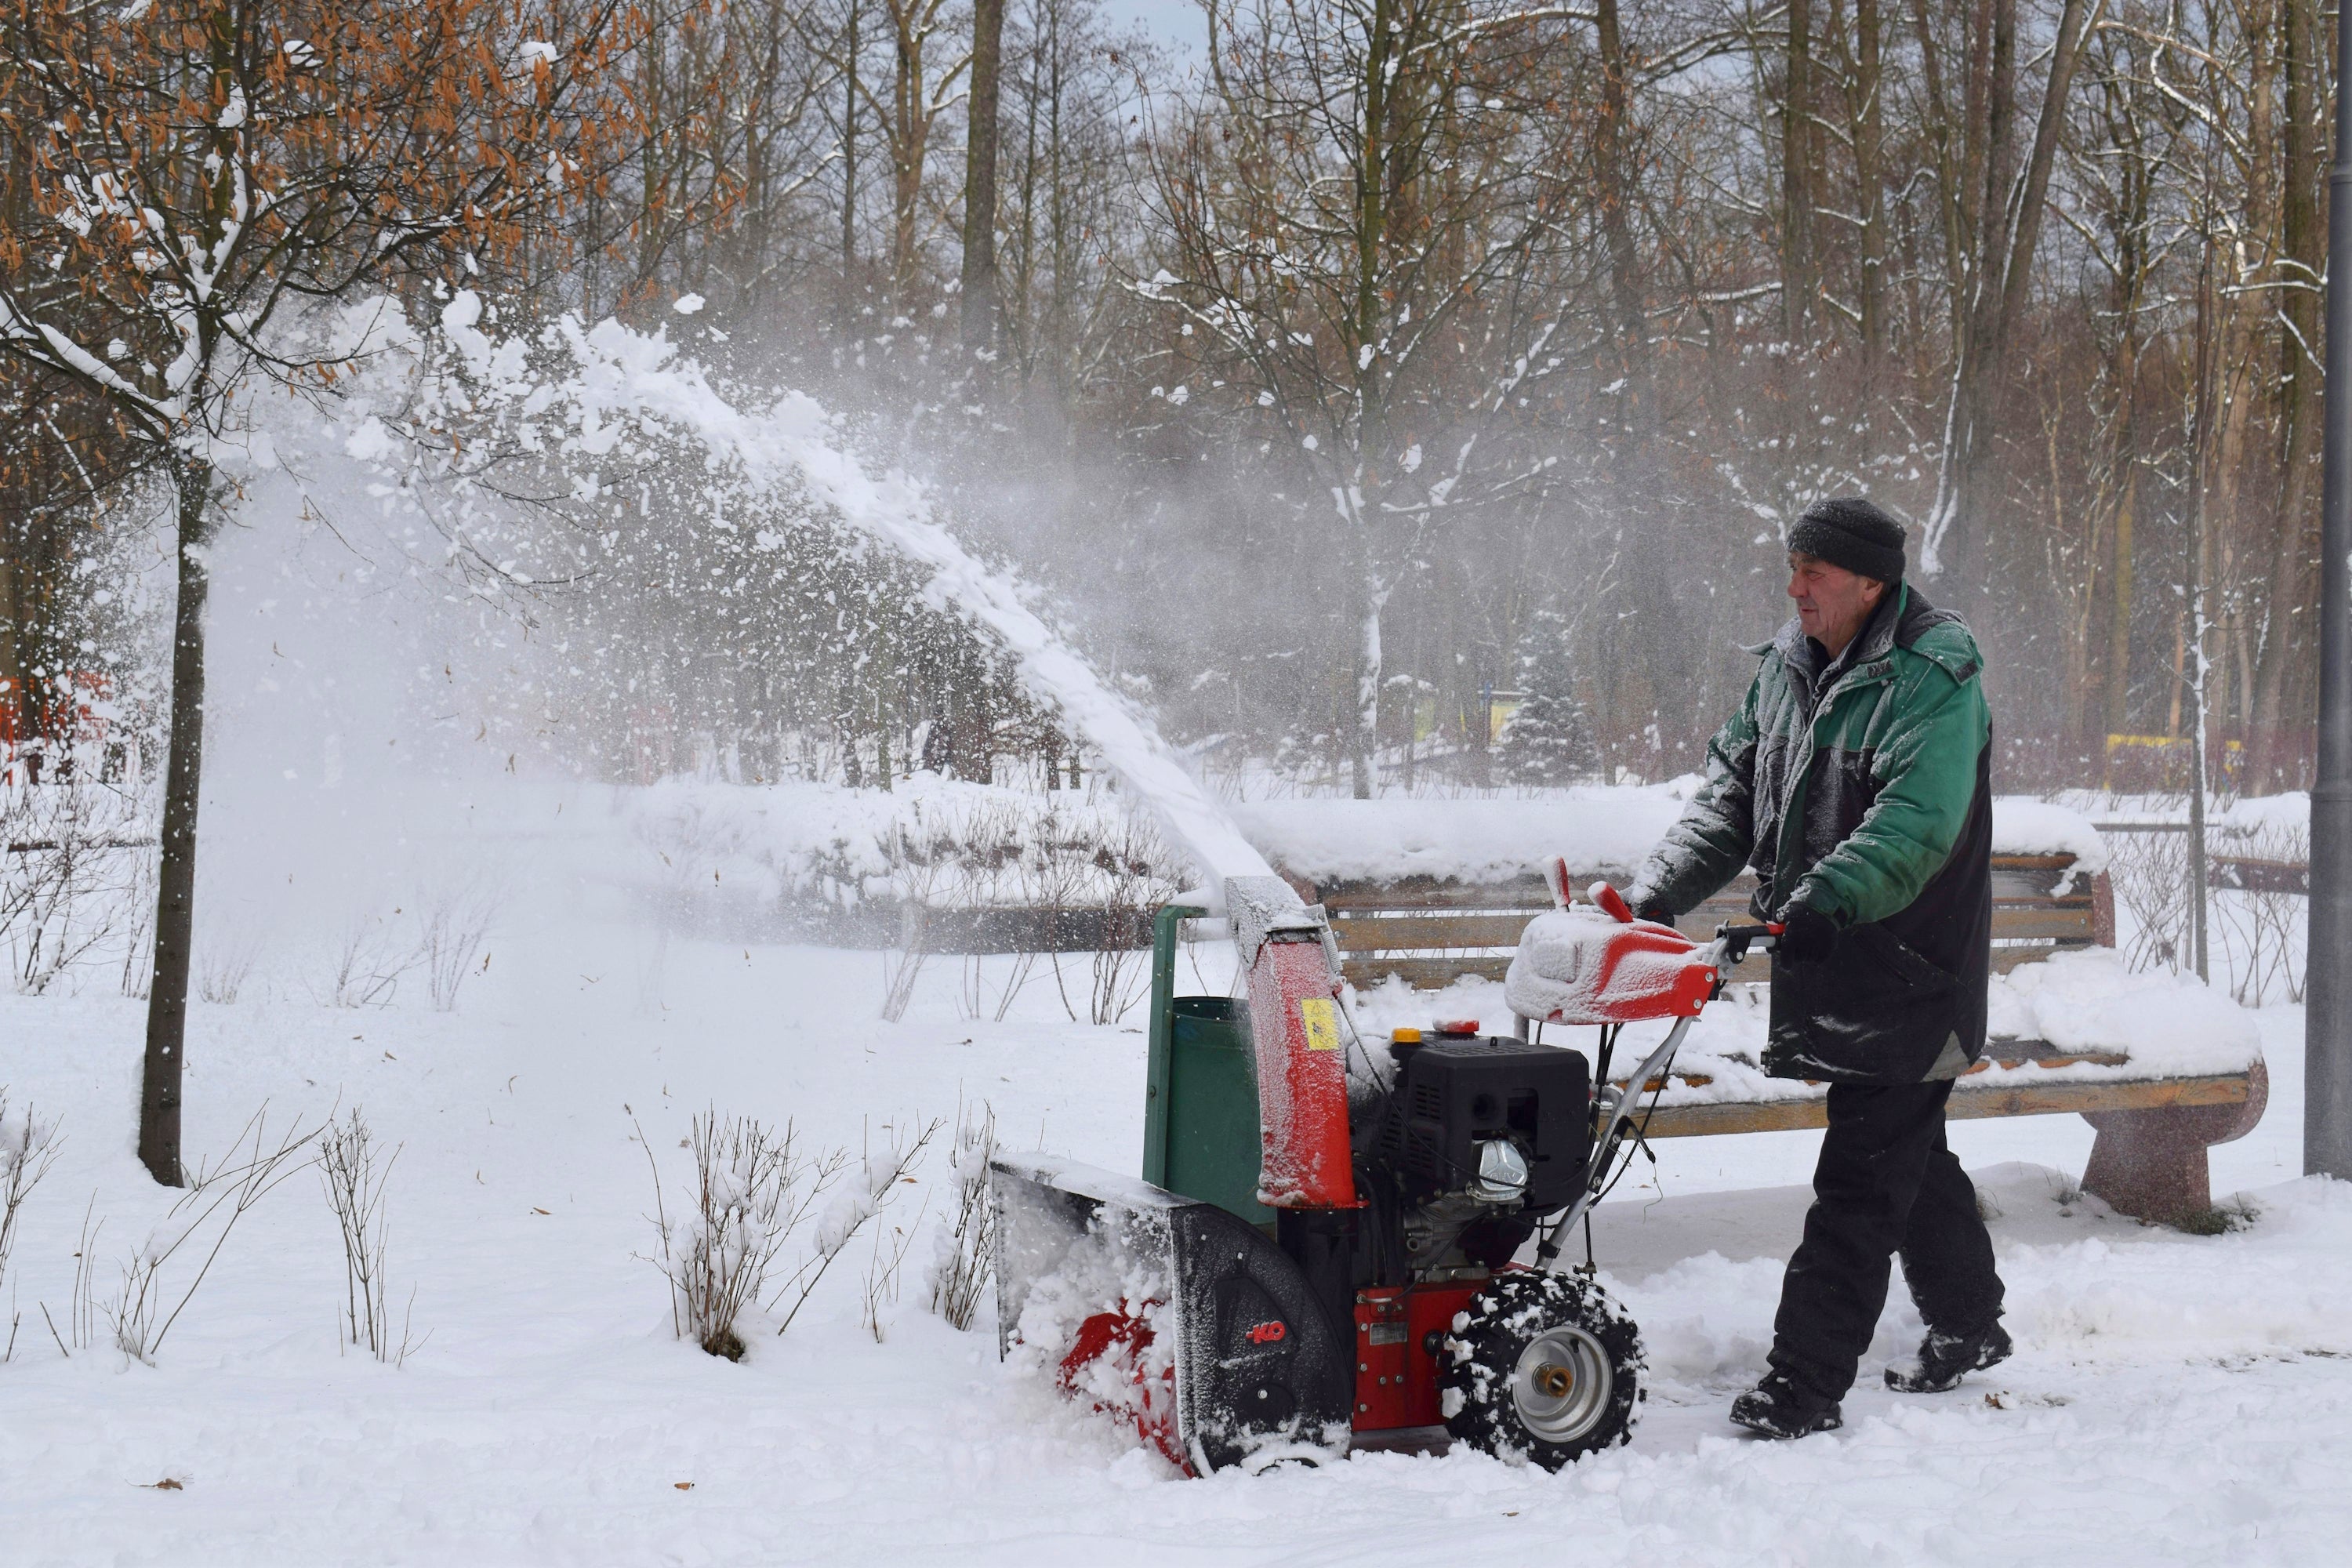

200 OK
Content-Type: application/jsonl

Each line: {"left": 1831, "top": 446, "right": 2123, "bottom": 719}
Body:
{"left": 991, "top": 867, "right": 1778, "bottom": 1474}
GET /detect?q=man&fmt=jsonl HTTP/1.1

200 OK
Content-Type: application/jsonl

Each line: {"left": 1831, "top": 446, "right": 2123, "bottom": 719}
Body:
{"left": 1621, "top": 495, "right": 2009, "bottom": 1439}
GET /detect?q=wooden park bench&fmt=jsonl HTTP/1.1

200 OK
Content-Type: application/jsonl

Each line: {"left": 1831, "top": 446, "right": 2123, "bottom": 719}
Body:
{"left": 1279, "top": 855, "right": 2267, "bottom": 1229}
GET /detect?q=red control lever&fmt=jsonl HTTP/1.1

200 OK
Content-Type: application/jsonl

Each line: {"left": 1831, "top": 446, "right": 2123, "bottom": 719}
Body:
{"left": 1589, "top": 882, "right": 1634, "bottom": 924}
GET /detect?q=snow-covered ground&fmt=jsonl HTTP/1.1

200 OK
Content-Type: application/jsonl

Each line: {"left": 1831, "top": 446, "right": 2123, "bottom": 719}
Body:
{"left": 3, "top": 874, "right": 2346, "bottom": 1566}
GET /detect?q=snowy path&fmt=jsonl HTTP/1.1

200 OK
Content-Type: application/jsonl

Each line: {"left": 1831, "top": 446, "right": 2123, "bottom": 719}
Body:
{"left": 2, "top": 921, "right": 2347, "bottom": 1566}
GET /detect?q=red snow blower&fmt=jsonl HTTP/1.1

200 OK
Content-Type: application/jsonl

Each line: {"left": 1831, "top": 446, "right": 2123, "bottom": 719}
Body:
{"left": 991, "top": 867, "right": 1778, "bottom": 1473}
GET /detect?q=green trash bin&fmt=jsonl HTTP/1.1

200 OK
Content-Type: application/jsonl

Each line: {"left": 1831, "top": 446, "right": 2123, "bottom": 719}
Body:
{"left": 1142, "top": 906, "right": 1274, "bottom": 1228}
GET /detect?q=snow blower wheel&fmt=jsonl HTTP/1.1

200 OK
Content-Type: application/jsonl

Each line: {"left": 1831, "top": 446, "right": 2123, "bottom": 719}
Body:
{"left": 1442, "top": 1271, "right": 1644, "bottom": 1468}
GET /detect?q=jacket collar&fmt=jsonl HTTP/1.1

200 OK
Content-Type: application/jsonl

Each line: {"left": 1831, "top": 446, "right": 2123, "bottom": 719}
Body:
{"left": 1773, "top": 582, "right": 1911, "bottom": 701}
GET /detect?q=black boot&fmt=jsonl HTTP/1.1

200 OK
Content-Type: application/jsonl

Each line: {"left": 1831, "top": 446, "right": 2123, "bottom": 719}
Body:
{"left": 1730, "top": 1371, "right": 1844, "bottom": 1439}
{"left": 1884, "top": 1321, "right": 2013, "bottom": 1393}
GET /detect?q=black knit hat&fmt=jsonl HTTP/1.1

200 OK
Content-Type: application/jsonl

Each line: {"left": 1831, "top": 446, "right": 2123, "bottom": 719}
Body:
{"left": 1787, "top": 496, "right": 1906, "bottom": 584}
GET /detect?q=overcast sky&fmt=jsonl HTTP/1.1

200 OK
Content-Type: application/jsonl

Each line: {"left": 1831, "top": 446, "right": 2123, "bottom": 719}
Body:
{"left": 1100, "top": 0, "right": 1207, "bottom": 57}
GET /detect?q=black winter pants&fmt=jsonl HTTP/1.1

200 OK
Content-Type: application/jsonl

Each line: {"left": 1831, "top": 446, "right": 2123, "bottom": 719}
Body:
{"left": 1766, "top": 1079, "right": 2005, "bottom": 1400}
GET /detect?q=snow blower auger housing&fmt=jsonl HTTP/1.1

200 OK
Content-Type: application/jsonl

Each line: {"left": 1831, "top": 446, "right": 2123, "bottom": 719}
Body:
{"left": 990, "top": 876, "right": 1777, "bottom": 1473}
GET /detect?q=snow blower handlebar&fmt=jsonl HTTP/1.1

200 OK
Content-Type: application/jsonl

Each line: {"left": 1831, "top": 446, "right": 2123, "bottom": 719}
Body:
{"left": 1534, "top": 915, "right": 1780, "bottom": 1264}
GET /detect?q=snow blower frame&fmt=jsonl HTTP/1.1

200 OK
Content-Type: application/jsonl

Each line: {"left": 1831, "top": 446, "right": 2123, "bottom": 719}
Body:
{"left": 991, "top": 866, "right": 1778, "bottom": 1473}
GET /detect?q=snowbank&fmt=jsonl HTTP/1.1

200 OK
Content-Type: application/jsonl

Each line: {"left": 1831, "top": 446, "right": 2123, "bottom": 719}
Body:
{"left": 1989, "top": 797, "right": 2110, "bottom": 872}
{"left": 2050, "top": 789, "right": 2310, "bottom": 841}
{"left": 1240, "top": 791, "right": 2108, "bottom": 884}
{"left": 1232, "top": 786, "right": 1684, "bottom": 884}
{"left": 1986, "top": 946, "right": 2263, "bottom": 1075}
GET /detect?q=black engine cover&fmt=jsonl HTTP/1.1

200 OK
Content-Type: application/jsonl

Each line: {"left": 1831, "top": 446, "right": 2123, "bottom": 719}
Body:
{"left": 1383, "top": 1036, "right": 1591, "bottom": 1210}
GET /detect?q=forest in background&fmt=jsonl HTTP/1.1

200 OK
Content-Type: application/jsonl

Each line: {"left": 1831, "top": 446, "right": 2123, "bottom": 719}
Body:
{"left": 2, "top": 0, "right": 2333, "bottom": 802}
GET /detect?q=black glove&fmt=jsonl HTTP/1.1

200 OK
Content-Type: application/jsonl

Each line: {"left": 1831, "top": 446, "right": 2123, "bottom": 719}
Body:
{"left": 1774, "top": 902, "right": 1842, "bottom": 964}
{"left": 1633, "top": 898, "right": 1678, "bottom": 926}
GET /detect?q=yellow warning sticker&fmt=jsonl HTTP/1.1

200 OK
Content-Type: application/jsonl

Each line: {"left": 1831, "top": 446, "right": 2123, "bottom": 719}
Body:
{"left": 1300, "top": 996, "right": 1340, "bottom": 1051}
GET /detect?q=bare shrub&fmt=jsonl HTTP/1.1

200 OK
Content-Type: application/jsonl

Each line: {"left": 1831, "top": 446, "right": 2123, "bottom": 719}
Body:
{"left": 0, "top": 1092, "right": 63, "bottom": 1302}
{"left": 2209, "top": 822, "right": 2308, "bottom": 1006}
{"left": 927, "top": 1102, "right": 997, "bottom": 1332}
{"left": 878, "top": 809, "right": 956, "bottom": 1022}
{"left": 116, "top": 843, "right": 155, "bottom": 1000}
{"left": 880, "top": 899, "right": 933, "bottom": 1022}
{"left": 860, "top": 1194, "right": 928, "bottom": 1344}
{"left": 956, "top": 801, "right": 1040, "bottom": 1023}
{"left": 774, "top": 1116, "right": 939, "bottom": 1338}
{"left": 42, "top": 1196, "right": 106, "bottom": 1356}
{"left": 421, "top": 875, "right": 503, "bottom": 1012}
{"left": 196, "top": 922, "right": 262, "bottom": 1006}
{"left": 319, "top": 1109, "right": 421, "bottom": 1364}
{"left": 2, "top": 782, "right": 137, "bottom": 993}
{"left": 107, "top": 1109, "right": 318, "bottom": 1363}
{"left": 322, "top": 909, "right": 423, "bottom": 1009}
{"left": 2106, "top": 829, "right": 2190, "bottom": 973}
{"left": 641, "top": 1110, "right": 840, "bottom": 1359}
{"left": 1081, "top": 816, "right": 1179, "bottom": 1025}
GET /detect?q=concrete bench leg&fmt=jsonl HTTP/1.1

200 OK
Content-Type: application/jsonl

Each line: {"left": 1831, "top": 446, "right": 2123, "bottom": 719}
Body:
{"left": 2080, "top": 1061, "right": 2270, "bottom": 1228}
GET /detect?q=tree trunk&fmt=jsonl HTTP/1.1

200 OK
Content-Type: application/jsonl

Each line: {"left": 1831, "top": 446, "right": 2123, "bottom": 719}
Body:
{"left": 1595, "top": 0, "right": 1645, "bottom": 368}
{"left": 960, "top": 0, "right": 1004, "bottom": 352}
{"left": 840, "top": 0, "right": 862, "bottom": 339}
{"left": 2105, "top": 463, "right": 2136, "bottom": 745}
{"left": 0, "top": 516, "right": 22, "bottom": 745}
{"left": 1781, "top": 0, "right": 1815, "bottom": 338}
{"left": 1345, "top": 0, "right": 1397, "bottom": 801}
{"left": 139, "top": 465, "right": 214, "bottom": 1188}
{"left": 1044, "top": 0, "right": 1069, "bottom": 397}
{"left": 1852, "top": 0, "right": 1886, "bottom": 379}
{"left": 888, "top": 7, "right": 932, "bottom": 304}
{"left": 1926, "top": 0, "right": 2094, "bottom": 583}
{"left": 2252, "top": 0, "right": 2325, "bottom": 787}
{"left": 1352, "top": 563, "right": 1384, "bottom": 800}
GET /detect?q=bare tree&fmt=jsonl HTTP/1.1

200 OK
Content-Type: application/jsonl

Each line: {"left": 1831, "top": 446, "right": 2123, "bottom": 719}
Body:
{"left": 0, "top": 0, "right": 629, "bottom": 1183}
{"left": 1916, "top": 0, "right": 2103, "bottom": 581}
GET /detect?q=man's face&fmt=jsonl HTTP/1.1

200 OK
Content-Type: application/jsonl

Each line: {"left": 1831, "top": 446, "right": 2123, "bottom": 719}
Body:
{"left": 1787, "top": 552, "right": 1886, "bottom": 655}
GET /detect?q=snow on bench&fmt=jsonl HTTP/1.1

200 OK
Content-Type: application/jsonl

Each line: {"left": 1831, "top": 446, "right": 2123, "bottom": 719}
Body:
{"left": 1236, "top": 791, "right": 2264, "bottom": 1228}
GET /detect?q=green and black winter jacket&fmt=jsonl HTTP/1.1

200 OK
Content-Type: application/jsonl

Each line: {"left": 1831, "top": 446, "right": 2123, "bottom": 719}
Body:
{"left": 1629, "top": 584, "right": 1993, "bottom": 1085}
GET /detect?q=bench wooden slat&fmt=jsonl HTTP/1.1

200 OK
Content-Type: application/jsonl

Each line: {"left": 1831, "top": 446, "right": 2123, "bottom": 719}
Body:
{"left": 1606, "top": 1042, "right": 2129, "bottom": 1086}
{"left": 1312, "top": 857, "right": 2090, "bottom": 913}
{"left": 1635, "top": 1072, "right": 2251, "bottom": 1138}
{"left": 1346, "top": 943, "right": 2090, "bottom": 990}
{"left": 1331, "top": 913, "right": 1548, "bottom": 949}
{"left": 1337, "top": 904, "right": 2092, "bottom": 952}
{"left": 1343, "top": 956, "right": 1515, "bottom": 988}
{"left": 1320, "top": 880, "right": 1552, "bottom": 911}
{"left": 1991, "top": 942, "right": 2092, "bottom": 973}
{"left": 1987, "top": 906, "right": 2099, "bottom": 940}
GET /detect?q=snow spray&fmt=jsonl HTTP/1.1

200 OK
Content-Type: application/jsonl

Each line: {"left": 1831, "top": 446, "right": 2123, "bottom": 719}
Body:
{"left": 442, "top": 307, "right": 1351, "bottom": 1207}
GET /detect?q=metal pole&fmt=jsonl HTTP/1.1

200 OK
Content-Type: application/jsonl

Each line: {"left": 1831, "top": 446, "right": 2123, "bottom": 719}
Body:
{"left": 2189, "top": 234, "right": 2215, "bottom": 982}
{"left": 2308, "top": 4, "right": 2352, "bottom": 1178}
